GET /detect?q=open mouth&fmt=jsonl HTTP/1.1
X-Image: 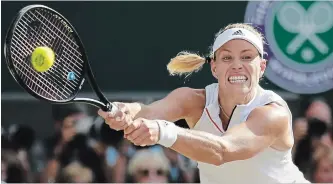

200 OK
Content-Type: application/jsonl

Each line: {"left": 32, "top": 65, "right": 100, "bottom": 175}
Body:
{"left": 228, "top": 75, "right": 248, "bottom": 84}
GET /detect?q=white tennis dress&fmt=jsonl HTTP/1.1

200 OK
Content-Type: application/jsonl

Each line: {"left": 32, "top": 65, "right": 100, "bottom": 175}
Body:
{"left": 192, "top": 83, "right": 309, "bottom": 183}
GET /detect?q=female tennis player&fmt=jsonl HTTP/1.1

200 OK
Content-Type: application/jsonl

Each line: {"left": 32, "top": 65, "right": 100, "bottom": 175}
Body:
{"left": 98, "top": 23, "right": 309, "bottom": 183}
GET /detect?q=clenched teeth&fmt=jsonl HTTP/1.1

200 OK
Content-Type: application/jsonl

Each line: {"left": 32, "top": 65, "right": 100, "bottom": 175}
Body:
{"left": 228, "top": 76, "right": 248, "bottom": 83}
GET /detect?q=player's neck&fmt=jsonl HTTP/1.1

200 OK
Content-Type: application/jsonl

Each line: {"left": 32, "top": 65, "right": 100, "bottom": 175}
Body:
{"left": 218, "top": 89, "right": 257, "bottom": 117}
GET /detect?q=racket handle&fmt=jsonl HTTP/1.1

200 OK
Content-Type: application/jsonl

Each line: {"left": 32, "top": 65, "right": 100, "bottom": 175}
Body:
{"left": 72, "top": 98, "right": 119, "bottom": 113}
{"left": 108, "top": 102, "right": 120, "bottom": 116}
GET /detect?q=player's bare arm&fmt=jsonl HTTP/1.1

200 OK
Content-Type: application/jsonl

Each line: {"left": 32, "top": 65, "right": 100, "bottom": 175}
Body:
{"left": 171, "top": 103, "right": 290, "bottom": 165}
{"left": 125, "top": 103, "right": 290, "bottom": 165}
{"left": 98, "top": 87, "right": 205, "bottom": 130}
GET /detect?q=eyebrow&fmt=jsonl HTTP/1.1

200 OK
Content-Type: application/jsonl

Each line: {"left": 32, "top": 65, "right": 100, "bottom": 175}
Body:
{"left": 241, "top": 49, "right": 254, "bottom": 53}
{"left": 242, "top": 49, "right": 262, "bottom": 58}
{"left": 220, "top": 48, "right": 232, "bottom": 52}
{"left": 217, "top": 48, "right": 262, "bottom": 58}
{"left": 220, "top": 49, "right": 255, "bottom": 53}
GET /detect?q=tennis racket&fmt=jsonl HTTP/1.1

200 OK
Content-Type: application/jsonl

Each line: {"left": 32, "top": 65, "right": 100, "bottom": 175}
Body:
{"left": 4, "top": 4, "right": 118, "bottom": 113}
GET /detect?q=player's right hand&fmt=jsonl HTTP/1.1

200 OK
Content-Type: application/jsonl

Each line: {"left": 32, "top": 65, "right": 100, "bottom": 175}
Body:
{"left": 98, "top": 102, "right": 133, "bottom": 131}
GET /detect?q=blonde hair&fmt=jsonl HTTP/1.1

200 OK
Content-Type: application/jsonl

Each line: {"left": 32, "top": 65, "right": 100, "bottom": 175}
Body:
{"left": 127, "top": 149, "right": 170, "bottom": 176}
{"left": 167, "top": 23, "right": 265, "bottom": 77}
{"left": 56, "top": 161, "right": 93, "bottom": 183}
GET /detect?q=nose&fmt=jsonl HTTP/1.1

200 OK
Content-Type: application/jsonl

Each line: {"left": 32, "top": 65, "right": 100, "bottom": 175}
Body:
{"left": 231, "top": 61, "right": 243, "bottom": 71}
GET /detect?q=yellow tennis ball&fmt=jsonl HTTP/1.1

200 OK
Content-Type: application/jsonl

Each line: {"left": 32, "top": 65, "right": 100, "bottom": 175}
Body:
{"left": 31, "top": 46, "right": 55, "bottom": 72}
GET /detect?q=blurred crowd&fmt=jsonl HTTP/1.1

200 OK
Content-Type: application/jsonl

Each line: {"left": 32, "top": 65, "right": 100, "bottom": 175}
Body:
{"left": 1, "top": 103, "right": 199, "bottom": 183}
{"left": 292, "top": 99, "right": 333, "bottom": 183}
{"left": 1, "top": 98, "right": 333, "bottom": 183}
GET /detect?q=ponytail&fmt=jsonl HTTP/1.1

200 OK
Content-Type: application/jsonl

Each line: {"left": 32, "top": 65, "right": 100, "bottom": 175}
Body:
{"left": 167, "top": 51, "right": 211, "bottom": 76}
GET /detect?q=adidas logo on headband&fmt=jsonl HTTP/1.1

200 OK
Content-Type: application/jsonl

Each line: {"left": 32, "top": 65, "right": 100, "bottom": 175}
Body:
{"left": 232, "top": 30, "right": 245, "bottom": 36}
{"left": 212, "top": 28, "right": 264, "bottom": 57}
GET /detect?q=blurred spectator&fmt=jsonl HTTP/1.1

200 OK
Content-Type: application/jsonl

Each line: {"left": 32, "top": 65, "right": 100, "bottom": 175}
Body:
{"left": 87, "top": 117, "right": 130, "bottom": 182}
{"left": 42, "top": 104, "right": 89, "bottom": 182}
{"left": 55, "top": 161, "right": 94, "bottom": 183}
{"left": 2, "top": 124, "right": 37, "bottom": 182}
{"left": 127, "top": 149, "right": 170, "bottom": 183}
{"left": 294, "top": 118, "right": 332, "bottom": 177}
{"left": 45, "top": 104, "right": 89, "bottom": 160}
{"left": 292, "top": 118, "right": 308, "bottom": 157}
{"left": 306, "top": 98, "right": 332, "bottom": 125}
{"left": 51, "top": 103, "right": 89, "bottom": 131}
{"left": 7, "top": 124, "right": 36, "bottom": 151}
{"left": 293, "top": 118, "right": 308, "bottom": 143}
{"left": 29, "top": 140, "right": 48, "bottom": 181}
{"left": 56, "top": 133, "right": 109, "bottom": 182}
{"left": 309, "top": 143, "right": 333, "bottom": 183}
{"left": 2, "top": 150, "right": 28, "bottom": 183}
{"left": 307, "top": 118, "right": 332, "bottom": 149}
{"left": 163, "top": 147, "right": 196, "bottom": 183}
{"left": 110, "top": 139, "right": 136, "bottom": 183}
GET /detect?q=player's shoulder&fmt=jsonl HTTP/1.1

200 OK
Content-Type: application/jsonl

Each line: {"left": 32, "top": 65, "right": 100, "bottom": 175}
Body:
{"left": 171, "top": 83, "right": 219, "bottom": 98}
{"left": 259, "top": 88, "right": 286, "bottom": 104}
{"left": 170, "top": 87, "right": 205, "bottom": 103}
{"left": 248, "top": 103, "right": 290, "bottom": 135}
{"left": 251, "top": 103, "right": 289, "bottom": 120}
{"left": 257, "top": 88, "right": 291, "bottom": 119}
{"left": 169, "top": 87, "right": 206, "bottom": 127}
{"left": 165, "top": 87, "right": 205, "bottom": 113}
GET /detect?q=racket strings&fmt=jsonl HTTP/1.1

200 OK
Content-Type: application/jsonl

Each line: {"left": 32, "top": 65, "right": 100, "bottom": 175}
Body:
{"left": 12, "top": 10, "right": 70, "bottom": 100}
{"left": 10, "top": 8, "right": 85, "bottom": 101}
{"left": 31, "top": 11, "right": 80, "bottom": 87}
{"left": 11, "top": 35, "right": 67, "bottom": 100}
{"left": 27, "top": 10, "right": 82, "bottom": 84}
{"left": 13, "top": 19, "right": 73, "bottom": 99}
{"left": 12, "top": 20, "right": 71, "bottom": 100}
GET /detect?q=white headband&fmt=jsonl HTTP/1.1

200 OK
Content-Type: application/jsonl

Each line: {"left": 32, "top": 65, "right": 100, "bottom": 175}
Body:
{"left": 212, "top": 28, "right": 264, "bottom": 57}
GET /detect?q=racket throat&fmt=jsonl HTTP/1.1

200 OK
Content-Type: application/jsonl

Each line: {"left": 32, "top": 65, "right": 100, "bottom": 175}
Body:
{"left": 72, "top": 98, "right": 110, "bottom": 111}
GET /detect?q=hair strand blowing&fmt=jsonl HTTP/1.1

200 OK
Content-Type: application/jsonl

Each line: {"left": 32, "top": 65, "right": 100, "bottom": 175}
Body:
{"left": 167, "top": 51, "right": 206, "bottom": 77}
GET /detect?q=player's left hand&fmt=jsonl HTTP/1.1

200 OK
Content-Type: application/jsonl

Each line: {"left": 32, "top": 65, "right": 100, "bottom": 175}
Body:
{"left": 124, "top": 118, "right": 160, "bottom": 147}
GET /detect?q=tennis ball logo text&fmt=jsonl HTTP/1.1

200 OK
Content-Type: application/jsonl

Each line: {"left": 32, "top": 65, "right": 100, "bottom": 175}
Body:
{"left": 35, "top": 55, "right": 45, "bottom": 66}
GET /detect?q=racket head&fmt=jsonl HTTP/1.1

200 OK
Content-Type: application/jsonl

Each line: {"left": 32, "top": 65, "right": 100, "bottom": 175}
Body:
{"left": 4, "top": 4, "right": 88, "bottom": 103}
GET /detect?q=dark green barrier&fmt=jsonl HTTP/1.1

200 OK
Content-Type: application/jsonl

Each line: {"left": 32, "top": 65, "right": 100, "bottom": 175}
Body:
{"left": 2, "top": 1, "right": 282, "bottom": 92}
